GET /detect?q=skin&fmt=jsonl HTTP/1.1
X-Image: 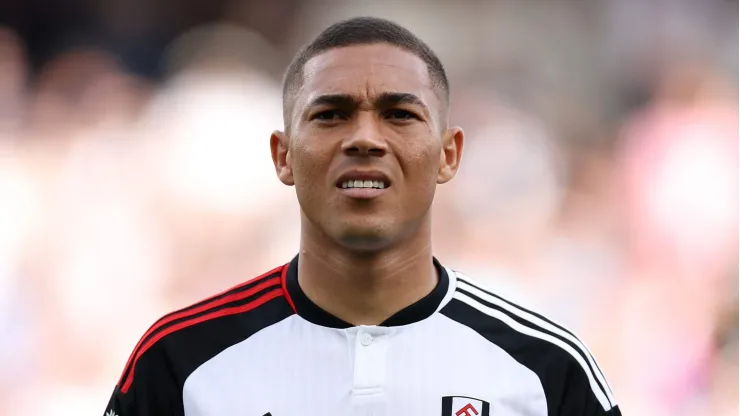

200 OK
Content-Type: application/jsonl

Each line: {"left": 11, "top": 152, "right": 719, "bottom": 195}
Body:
{"left": 270, "top": 43, "right": 464, "bottom": 325}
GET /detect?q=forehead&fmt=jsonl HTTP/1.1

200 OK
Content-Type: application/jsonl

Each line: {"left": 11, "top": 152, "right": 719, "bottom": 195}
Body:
{"left": 298, "top": 44, "right": 435, "bottom": 107}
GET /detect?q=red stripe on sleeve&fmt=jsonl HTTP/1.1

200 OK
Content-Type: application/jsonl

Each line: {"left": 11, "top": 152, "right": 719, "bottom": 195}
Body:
{"left": 116, "top": 266, "right": 282, "bottom": 388}
{"left": 280, "top": 263, "right": 296, "bottom": 313}
{"left": 120, "top": 288, "right": 284, "bottom": 393}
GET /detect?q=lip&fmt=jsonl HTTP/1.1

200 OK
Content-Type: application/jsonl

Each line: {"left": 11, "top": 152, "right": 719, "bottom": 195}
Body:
{"left": 335, "top": 169, "right": 391, "bottom": 200}
{"left": 337, "top": 187, "right": 388, "bottom": 199}
{"left": 335, "top": 170, "right": 391, "bottom": 188}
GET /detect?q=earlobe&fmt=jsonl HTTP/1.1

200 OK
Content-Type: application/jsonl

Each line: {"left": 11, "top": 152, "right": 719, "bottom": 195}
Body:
{"left": 437, "top": 127, "right": 464, "bottom": 184}
{"left": 270, "top": 131, "right": 295, "bottom": 186}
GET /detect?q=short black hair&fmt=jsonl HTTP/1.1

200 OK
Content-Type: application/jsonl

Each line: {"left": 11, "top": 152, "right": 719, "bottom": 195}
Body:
{"left": 282, "top": 16, "right": 449, "bottom": 123}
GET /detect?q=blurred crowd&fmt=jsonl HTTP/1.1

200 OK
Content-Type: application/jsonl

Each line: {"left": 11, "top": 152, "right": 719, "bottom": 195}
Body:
{"left": 0, "top": 1, "right": 737, "bottom": 415}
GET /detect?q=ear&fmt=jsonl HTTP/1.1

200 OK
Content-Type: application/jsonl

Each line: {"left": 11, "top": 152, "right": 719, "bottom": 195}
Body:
{"left": 270, "top": 130, "right": 294, "bottom": 186}
{"left": 437, "top": 126, "right": 464, "bottom": 184}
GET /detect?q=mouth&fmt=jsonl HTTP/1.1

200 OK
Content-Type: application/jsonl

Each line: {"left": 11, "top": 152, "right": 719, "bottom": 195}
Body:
{"left": 338, "top": 179, "right": 388, "bottom": 190}
{"left": 335, "top": 171, "right": 391, "bottom": 199}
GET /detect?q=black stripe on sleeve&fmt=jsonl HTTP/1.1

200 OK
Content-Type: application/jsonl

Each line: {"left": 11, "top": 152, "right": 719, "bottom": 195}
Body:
{"left": 455, "top": 273, "right": 611, "bottom": 397}
{"left": 455, "top": 274, "right": 612, "bottom": 391}
{"left": 441, "top": 295, "right": 612, "bottom": 416}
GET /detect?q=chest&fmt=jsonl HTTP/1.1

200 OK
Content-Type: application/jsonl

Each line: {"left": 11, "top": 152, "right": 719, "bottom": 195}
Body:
{"left": 182, "top": 316, "right": 546, "bottom": 416}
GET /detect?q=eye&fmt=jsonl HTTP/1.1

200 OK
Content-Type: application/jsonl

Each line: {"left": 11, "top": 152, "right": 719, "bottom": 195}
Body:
{"left": 311, "top": 110, "right": 346, "bottom": 121}
{"left": 384, "top": 109, "right": 419, "bottom": 120}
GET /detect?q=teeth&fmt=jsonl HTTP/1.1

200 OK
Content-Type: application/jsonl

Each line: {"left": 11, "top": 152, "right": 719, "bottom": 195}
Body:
{"left": 341, "top": 180, "right": 387, "bottom": 189}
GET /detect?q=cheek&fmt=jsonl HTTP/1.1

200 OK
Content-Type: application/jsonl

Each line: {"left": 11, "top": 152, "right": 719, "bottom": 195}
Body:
{"left": 395, "top": 140, "right": 442, "bottom": 209}
{"left": 290, "top": 140, "right": 331, "bottom": 197}
{"left": 290, "top": 140, "right": 319, "bottom": 181}
{"left": 396, "top": 137, "right": 442, "bottom": 180}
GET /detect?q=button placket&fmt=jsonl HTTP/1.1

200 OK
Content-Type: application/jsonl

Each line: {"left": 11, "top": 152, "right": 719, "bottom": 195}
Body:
{"left": 352, "top": 327, "right": 389, "bottom": 396}
{"left": 359, "top": 332, "right": 374, "bottom": 346}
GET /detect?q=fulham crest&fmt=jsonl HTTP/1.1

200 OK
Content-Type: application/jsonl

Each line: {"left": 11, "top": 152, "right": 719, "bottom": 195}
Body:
{"left": 442, "top": 396, "right": 490, "bottom": 416}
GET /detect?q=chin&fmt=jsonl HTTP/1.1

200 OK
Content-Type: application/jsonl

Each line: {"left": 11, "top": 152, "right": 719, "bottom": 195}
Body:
{"left": 338, "top": 237, "right": 394, "bottom": 252}
{"left": 334, "top": 227, "right": 397, "bottom": 252}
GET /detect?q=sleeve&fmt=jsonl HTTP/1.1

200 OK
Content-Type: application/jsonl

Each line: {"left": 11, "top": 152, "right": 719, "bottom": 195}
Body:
{"left": 103, "top": 341, "right": 183, "bottom": 416}
{"left": 556, "top": 359, "right": 621, "bottom": 416}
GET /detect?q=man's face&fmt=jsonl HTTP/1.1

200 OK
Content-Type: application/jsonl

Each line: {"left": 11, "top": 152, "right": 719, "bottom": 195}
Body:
{"left": 271, "top": 43, "right": 463, "bottom": 251}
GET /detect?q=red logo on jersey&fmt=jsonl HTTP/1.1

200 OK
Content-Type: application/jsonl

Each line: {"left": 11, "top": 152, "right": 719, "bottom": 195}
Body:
{"left": 442, "top": 396, "right": 490, "bottom": 416}
{"left": 456, "top": 403, "right": 479, "bottom": 416}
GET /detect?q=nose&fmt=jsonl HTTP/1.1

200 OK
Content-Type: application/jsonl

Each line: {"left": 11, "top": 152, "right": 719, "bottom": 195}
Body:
{"left": 341, "top": 114, "right": 387, "bottom": 157}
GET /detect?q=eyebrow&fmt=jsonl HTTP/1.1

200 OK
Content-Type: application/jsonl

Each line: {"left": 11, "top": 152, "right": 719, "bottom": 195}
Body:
{"left": 306, "top": 94, "right": 357, "bottom": 109}
{"left": 375, "top": 92, "right": 426, "bottom": 108}
{"left": 305, "top": 92, "right": 428, "bottom": 112}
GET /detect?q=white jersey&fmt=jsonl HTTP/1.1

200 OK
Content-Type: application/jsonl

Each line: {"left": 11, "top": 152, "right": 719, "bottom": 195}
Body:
{"left": 105, "top": 256, "right": 620, "bottom": 416}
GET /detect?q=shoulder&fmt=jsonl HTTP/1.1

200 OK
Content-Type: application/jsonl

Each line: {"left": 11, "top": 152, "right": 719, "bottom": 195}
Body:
{"left": 441, "top": 269, "right": 618, "bottom": 413}
{"left": 115, "top": 263, "right": 295, "bottom": 395}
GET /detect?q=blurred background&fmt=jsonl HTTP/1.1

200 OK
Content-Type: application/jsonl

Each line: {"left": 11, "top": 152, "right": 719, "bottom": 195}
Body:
{"left": 0, "top": 0, "right": 737, "bottom": 414}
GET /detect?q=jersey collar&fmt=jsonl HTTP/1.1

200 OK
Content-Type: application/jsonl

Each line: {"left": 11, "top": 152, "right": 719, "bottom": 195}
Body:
{"left": 283, "top": 254, "right": 451, "bottom": 328}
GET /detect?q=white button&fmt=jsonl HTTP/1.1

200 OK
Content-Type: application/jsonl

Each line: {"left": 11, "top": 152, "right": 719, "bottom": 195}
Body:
{"left": 359, "top": 333, "right": 374, "bottom": 346}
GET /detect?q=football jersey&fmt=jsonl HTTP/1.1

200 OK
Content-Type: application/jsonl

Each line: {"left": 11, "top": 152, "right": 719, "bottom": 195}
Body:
{"left": 104, "top": 256, "right": 621, "bottom": 416}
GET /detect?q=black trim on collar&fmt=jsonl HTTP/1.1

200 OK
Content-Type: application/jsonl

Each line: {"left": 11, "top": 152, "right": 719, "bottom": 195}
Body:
{"left": 284, "top": 255, "right": 449, "bottom": 328}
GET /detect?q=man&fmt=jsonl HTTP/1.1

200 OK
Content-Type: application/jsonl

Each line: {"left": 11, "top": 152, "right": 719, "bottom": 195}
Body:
{"left": 104, "top": 16, "right": 621, "bottom": 416}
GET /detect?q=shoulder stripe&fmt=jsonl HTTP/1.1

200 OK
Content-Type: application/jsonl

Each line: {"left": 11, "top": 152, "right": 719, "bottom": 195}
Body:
{"left": 120, "top": 287, "right": 283, "bottom": 393}
{"left": 453, "top": 291, "right": 614, "bottom": 411}
{"left": 280, "top": 261, "right": 297, "bottom": 313}
{"left": 117, "top": 265, "right": 284, "bottom": 390}
{"left": 168, "top": 265, "right": 283, "bottom": 322}
{"left": 455, "top": 273, "right": 615, "bottom": 405}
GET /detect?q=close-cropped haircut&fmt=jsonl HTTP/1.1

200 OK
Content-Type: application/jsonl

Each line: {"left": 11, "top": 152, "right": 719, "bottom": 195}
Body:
{"left": 282, "top": 16, "right": 449, "bottom": 124}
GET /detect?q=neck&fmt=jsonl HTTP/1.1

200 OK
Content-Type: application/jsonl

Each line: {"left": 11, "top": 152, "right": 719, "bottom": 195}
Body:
{"left": 297, "top": 215, "right": 438, "bottom": 326}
